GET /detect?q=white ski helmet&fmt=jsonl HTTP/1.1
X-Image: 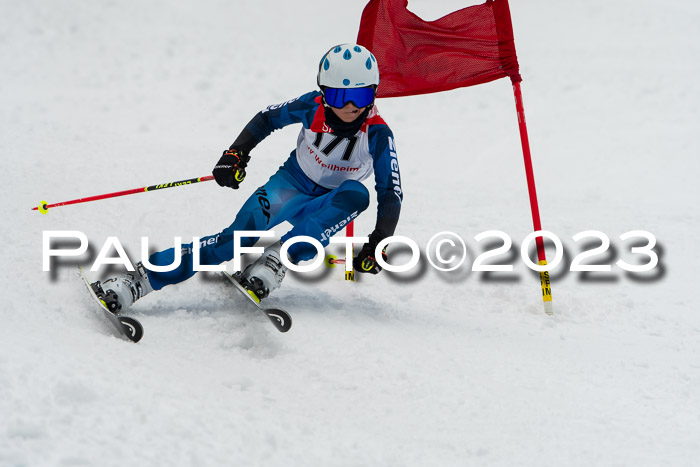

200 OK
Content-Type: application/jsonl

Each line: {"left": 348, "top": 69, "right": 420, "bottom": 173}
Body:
{"left": 317, "top": 43, "right": 380, "bottom": 90}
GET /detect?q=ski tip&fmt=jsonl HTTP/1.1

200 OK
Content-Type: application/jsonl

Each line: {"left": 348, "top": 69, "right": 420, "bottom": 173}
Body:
{"left": 265, "top": 309, "right": 292, "bottom": 333}
{"left": 119, "top": 317, "right": 144, "bottom": 343}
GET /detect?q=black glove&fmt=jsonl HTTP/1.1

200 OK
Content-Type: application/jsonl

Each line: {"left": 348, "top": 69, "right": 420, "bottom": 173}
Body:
{"left": 213, "top": 148, "right": 250, "bottom": 189}
{"left": 353, "top": 236, "right": 388, "bottom": 275}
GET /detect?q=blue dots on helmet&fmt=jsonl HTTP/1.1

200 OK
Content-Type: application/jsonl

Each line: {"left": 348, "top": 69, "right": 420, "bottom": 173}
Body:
{"left": 317, "top": 43, "right": 380, "bottom": 90}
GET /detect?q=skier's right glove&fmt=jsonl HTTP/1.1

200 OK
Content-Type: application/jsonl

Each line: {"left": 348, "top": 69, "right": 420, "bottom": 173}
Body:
{"left": 353, "top": 242, "right": 388, "bottom": 275}
{"left": 213, "top": 148, "right": 250, "bottom": 189}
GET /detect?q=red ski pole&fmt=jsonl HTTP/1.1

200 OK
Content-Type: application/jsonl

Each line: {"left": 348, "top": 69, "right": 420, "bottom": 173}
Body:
{"left": 32, "top": 175, "right": 216, "bottom": 214}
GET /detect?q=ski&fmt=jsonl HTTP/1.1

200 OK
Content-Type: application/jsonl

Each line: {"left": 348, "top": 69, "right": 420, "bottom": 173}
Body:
{"left": 78, "top": 267, "right": 144, "bottom": 343}
{"left": 221, "top": 271, "right": 292, "bottom": 333}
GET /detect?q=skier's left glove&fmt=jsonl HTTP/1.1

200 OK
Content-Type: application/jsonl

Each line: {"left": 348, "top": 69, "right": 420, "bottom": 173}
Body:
{"left": 353, "top": 234, "right": 388, "bottom": 275}
{"left": 213, "top": 148, "right": 250, "bottom": 189}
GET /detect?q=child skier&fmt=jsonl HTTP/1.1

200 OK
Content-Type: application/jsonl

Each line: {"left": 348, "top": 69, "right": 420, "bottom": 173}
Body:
{"left": 93, "top": 43, "right": 403, "bottom": 312}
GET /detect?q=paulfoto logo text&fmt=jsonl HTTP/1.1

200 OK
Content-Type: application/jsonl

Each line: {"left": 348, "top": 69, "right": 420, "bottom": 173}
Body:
{"left": 42, "top": 229, "right": 661, "bottom": 276}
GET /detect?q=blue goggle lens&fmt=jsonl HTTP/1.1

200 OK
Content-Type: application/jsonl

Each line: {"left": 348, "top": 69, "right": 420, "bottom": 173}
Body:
{"left": 324, "top": 87, "right": 375, "bottom": 109}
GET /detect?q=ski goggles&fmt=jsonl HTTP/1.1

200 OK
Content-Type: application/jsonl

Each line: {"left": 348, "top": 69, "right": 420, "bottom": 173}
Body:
{"left": 323, "top": 86, "right": 376, "bottom": 109}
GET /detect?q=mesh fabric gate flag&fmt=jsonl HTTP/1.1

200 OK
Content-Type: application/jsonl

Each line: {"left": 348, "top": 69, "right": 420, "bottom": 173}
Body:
{"left": 357, "top": 0, "right": 554, "bottom": 314}
{"left": 357, "top": 0, "right": 521, "bottom": 98}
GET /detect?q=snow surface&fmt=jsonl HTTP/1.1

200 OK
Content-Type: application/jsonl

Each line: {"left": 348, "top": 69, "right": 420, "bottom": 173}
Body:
{"left": 2, "top": 0, "right": 700, "bottom": 466}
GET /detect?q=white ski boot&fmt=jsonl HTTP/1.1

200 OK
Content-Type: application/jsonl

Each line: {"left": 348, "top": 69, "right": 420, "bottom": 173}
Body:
{"left": 240, "top": 241, "right": 288, "bottom": 301}
{"left": 91, "top": 262, "right": 154, "bottom": 313}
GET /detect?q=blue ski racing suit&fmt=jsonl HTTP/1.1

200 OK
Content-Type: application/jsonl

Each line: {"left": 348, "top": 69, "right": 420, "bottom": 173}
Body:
{"left": 146, "top": 91, "right": 402, "bottom": 290}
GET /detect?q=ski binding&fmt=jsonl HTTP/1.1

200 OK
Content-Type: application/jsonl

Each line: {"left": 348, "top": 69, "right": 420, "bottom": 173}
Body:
{"left": 221, "top": 271, "right": 292, "bottom": 333}
{"left": 78, "top": 267, "right": 144, "bottom": 343}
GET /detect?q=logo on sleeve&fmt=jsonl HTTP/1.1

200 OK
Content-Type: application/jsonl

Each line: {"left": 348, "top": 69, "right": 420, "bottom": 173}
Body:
{"left": 263, "top": 96, "right": 300, "bottom": 113}
{"left": 388, "top": 136, "right": 402, "bottom": 199}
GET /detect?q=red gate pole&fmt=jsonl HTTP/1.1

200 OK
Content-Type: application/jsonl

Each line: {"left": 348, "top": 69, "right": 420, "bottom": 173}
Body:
{"left": 512, "top": 81, "right": 553, "bottom": 315}
{"left": 345, "top": 221, "right": 355, "bottom": 281}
